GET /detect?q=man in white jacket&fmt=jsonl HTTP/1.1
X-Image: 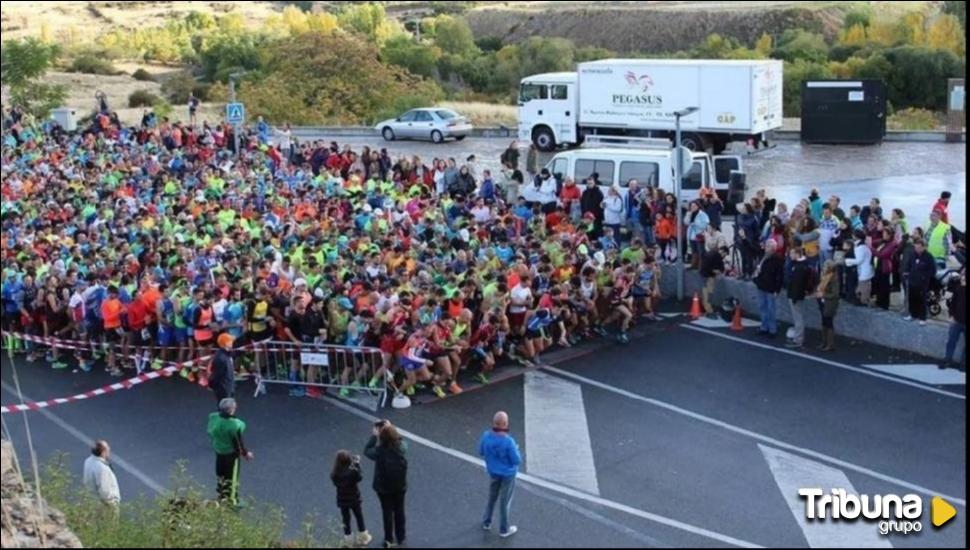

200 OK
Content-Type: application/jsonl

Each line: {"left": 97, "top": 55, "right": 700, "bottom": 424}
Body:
{"left": 842, "top": 228, "right": 874, "bottom": 306}
{"left": 83, "top": 440, "right": 120, "bottom": 507}
{"left": 535, "top": 169, "right": 559, "bottom": 214}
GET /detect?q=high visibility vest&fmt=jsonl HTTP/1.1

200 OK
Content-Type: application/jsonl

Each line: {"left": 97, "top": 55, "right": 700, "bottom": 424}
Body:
{"left": 927, "top": 222, "right": 950, "bottom": 260}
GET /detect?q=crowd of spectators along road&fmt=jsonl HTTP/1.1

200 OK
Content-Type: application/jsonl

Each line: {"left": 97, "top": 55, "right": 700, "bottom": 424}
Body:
{"left": 0, "top": 106, "right": 668, "bottom": 407}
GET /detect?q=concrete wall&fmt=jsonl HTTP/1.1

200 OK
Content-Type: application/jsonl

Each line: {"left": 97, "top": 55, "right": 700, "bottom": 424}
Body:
{"left": 658, "top": 265, "right": 964, "bottom": 361}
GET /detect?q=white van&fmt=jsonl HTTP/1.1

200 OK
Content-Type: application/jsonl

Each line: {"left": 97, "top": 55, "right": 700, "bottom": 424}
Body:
{"left": 523, "top": 137, "right": 745, "bottom": 206}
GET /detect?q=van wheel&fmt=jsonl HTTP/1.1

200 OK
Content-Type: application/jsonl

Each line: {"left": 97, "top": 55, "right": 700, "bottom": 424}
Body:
{"left": 533, "top": 127, "right": 556, "bottom": 152}
{"left": 679, "top": 132, "right": 710, "bottom": 152}
{"left": 430, "top": 130, "right": 444, "bottom": 143}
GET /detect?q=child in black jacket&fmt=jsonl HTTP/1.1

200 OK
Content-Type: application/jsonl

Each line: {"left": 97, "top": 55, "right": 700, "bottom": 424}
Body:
{"left": 331, "top": 450, "right": 371, "bottom": 547}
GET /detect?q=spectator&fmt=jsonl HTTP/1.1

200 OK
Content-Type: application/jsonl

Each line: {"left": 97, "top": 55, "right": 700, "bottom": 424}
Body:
{"left": 479, "top": 170, "right": 497, "bottom": 204}
{"left": 753, "top": 239, "right": 784, "bottom": 338}
{"left": 843, "top": 229, "right": 873, "bottom": 307}
{"left": 926, "top": 209, "right": 952, "bottom": 263}
{"left": 83, "top": 440, "right": 120, "bottom": 508}
{"left": 933, "top": 191, "right": 952, "bottom": 225}
{"left": 943, "top": 269, "right": 965, "bottom": 370}
{"left": 699, "top": 246, "right": 728, "bottom": 320}
{"left": 500, "top": 141, "right": 520, "bottom": 171}
{"left": 559, "top": 177, "right": 582, "bottom": 220}
{"left": 702, "top": 188, "right": 723, "bottom": 232}
{"left": 365, "top": 421, "right": 408, "bottom": 549}
{"left": 207, "top": 398, "right": 253, "bottom": 507}
{"left": 580, "top": 177, "right": 605, "bottom": 238}
{"left": 872, "top": 228, "right": 900, "bottom": 310}
{"left": 686, "top": 201, "right": 710, "bottom": 270}
{"left": 602, "top": 186, "right": 625, "bottom": 241}
{"left": 786, "top": 247, "right": 813, "bottom": 349}
{"left": 331, "top": 450, "right": 372, "bottom": 547}
{"left": 808, "top": 188, "right": 824, "bottom": 221}
{"left": 735, "top": 203, "right": 761, "bottom": 279}
{"left": 534, "top": 168, "right": 559, "bottom": 214}
{"left": 526, "top": 144, "right": 539, "bottom": 177}
{"left": 860, "top": 197, "right": 882, "bottom": 226}
{"left": 904, "top": 239, "right": 937, "bottom": 325}
{"left": 479, "top": 411, "right": 522, "bottom": 538}
{"left": 795, "top": 217, "right": 821, "bottom": 274}
{"left": 815, "top": 260, "right": 840, "bottom": 352}
{"left": 818, "top": 204, "right": 841, "bottom": 264}
{"left": 209, "top": 332, "right": 236, "bottom": 405}
{"left": 828, "top": 195, "right": 845, "bottom": 221}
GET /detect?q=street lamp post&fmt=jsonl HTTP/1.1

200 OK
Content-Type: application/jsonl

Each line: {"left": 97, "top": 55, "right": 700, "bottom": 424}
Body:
{"left": 229, "top": 72, "right": 245, "bottom": 158}
{"left": 674, "top": 106, "right": 699, "bottom": 301}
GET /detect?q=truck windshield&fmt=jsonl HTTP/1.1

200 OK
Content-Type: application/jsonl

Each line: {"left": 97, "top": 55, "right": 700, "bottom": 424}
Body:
{"left": 519, "top": 83, "right": 548, "bottom": 104}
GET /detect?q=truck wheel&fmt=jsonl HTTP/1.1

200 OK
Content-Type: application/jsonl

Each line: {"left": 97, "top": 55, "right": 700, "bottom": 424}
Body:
{"left": 382, "top": 127, "right": 396, "bottom": 141}
{"left": 430, "top": 130, "right": 444, "bottom": 143}
{"left": 533, "top": 126, "right": 556, "bottom": 152}
{"left": 679, "top": 132, "right": 710, "bottom": 152}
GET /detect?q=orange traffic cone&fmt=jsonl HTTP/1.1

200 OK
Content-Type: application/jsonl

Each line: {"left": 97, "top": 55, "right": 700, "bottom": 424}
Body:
{"left": 730, "top": 304, "right": 743, "bottom": 331}
{"left": 689, "top": 293, "right": 702, "bottom": 320}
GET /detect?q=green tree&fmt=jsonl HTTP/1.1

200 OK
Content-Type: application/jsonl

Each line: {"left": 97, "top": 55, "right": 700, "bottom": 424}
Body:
{"left": 783, "top": 59, "right": 834, "bottom": 117}
{"left": 881, "top": 45, "right": 965, "bottom": 110}
{"left": 381, "top": 36, "right": 442, "bottom": 78}
{"left": 855, "top": 52, "right": 893, "bottom": 82}
{"left": 432, "top": 15, "right": 478, "bottom": 57}
{"left": 838, "top": 24, "right": 868, "bottom": 47}
{"left": 575, "top": 46, "right": 615, "bottom": 63}
{"left": 0, "top": 38, "right": 66, "bottom": 117}
{"left": 692, "top": 33, "right": 742, "bottom": 59}
{"left": 518, "top": 36, "right": 576, "bottom": 79}
{"left": 475, "top": 36, "right": 504, "bottom": 53}
{"left": 337, "top": 3, "right": 403, "bottom": 45}
{"left": 199, "top": 34, "right": 266, "bottom": 82}
{"left": 773, "top": 29, "right": 830, "bottom": 63}
{"left": 754, "top": 33, "right": 773, "bottom": 57}
{"left": 926, "top": 14, "right": 966, "bottom": 57}
{"left": 942, "top": 1, "right": 966, "bottom": 29}
{"left": 843, "top": 8, "right": 872, "bottom": 30}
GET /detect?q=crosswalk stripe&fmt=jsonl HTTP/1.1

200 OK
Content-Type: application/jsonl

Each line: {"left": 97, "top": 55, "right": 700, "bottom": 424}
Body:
{"left": 760, "top": 444, "right": 893, "bottom": 548}
{"left": 524, "top": 371, "right": 600, "bottom": 495}
{"left": 861, "top": 364, "right": 966, "bottom": 386}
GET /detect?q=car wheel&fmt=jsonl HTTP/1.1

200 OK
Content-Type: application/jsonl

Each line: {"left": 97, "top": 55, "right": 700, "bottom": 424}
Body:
{"left": 533, "top": 126, "right": 556, "bottom": 152}
{"left": 929, "top": 302, "right": 942, "bottom": 317}
{"left": 382, "top": 127, "right": 395, "bottom": 141}
{"left": 455, "top": 135, "right": 466, "bottom": 141}
{"left": 431, "top": 130, "right": 444, "bottom": 144}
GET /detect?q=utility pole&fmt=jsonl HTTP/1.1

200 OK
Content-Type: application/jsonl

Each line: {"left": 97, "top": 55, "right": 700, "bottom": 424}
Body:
{"left": 229, "top": 72, "right": 244, "bottom": 158}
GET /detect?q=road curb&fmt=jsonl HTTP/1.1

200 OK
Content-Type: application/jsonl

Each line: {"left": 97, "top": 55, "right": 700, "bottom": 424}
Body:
{"left": 659, "top": 266, "right": 964, "bottom": 361}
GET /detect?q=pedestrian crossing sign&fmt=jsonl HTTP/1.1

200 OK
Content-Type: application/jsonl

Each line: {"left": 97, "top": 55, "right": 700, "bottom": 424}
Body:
{"left": 226, "top": 102, "right": 245, "bottom": 124}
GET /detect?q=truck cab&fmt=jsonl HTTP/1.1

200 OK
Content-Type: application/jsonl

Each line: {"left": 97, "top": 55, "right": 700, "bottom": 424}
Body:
{"left": 530, "top": 137, "right": 744, "bottom": 207}
{"left": 517, "top": 72, "right": 579, "bottom": 152}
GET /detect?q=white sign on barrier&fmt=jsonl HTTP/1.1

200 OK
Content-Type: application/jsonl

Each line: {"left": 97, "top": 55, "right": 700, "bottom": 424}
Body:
{"left": 300, "top": 352, "right": 329, "bottom": 366}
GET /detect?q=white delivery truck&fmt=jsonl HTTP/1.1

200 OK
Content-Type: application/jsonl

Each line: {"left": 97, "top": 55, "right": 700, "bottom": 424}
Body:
{"left": 517, "top": 58, "right": 783, "bottom": 154}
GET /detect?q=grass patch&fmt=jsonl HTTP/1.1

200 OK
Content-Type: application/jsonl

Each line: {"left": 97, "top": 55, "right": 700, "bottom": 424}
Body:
{"left": 437, "top": 101, "right": 517, "bottom": 127}
{"left": 888, "top": 107, "right": 943, "bottom": 131}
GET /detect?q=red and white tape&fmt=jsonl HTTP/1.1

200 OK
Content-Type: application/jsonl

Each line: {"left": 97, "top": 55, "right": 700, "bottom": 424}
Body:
{"left": 0, "top": 366, "right": 179, "bottom": 414}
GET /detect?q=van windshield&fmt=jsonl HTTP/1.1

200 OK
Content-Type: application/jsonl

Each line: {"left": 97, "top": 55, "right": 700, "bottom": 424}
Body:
{"left": 519, "top": 83, "right": 548, "bottom": 103}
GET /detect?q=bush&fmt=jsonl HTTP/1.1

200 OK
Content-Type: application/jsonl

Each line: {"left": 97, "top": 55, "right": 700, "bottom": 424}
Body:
{"left": 888, "top": 108, "right": 942, "bottom": 130}
{"left": 129, "top": 89, "right": 161, "bottom": 108}
{"left": 1, "top": 37, "right": 67, "bottom": 117}
{"left": 192, "top": 83, "right": 212, "bottom": 102}
{"left": 475, "top": 36, "right": 504, "bottom": 53}
{"left": 161, "top": 72, "right": 198, "bottom": 103}
{"left": 69, "top": 55, "right": 120, "bottom": 75}
{"left": 880, "top": 46, "right": 965, "bottom": 111}
{"left": 132, "top": 68, "right": 155, "bottom": 81}
{"left": 39, "top": 455, "right": 334, "bottom": 548}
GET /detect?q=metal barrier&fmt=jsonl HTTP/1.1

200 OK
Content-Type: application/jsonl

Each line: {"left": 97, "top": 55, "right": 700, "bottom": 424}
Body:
{"left": 251, "top": 340, "right": 388, "bottom": 411}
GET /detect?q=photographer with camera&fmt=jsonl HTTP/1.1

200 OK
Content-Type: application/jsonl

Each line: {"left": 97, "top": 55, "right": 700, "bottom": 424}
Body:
{"left": 365, "top": 420, "right": 409, "bottom": 548}
{"left": 331, "top": 449, "right": 372, "bottom": 547}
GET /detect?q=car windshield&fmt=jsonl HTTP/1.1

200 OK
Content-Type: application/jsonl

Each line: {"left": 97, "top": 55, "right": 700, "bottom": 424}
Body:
{"left": 435, "top": 110, "right": 459, "bottom": 120}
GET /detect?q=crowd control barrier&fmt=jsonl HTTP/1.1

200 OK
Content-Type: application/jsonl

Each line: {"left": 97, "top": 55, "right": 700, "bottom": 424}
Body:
{"left": 251, "top": 340, "right": 388, "bottom": 411}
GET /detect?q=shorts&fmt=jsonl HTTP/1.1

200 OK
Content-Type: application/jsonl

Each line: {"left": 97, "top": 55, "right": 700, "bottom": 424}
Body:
{"left": 158, "top": 327, "right": 176, "bottom": 347}
{"left": 508, "top": 311, "right": 526, "bottom": 330}
{"left": 86, "top": 320, "right": 103, "bottom": 341}
{"left": 104, "top": 326, "right": 125, "bottom": 344}
{"left": 525, "top": 328, "right": 546, "bottom": 340}
{"left": 195, "top": 336, "right": 214, "bottom": 347}
{"left": 471, "top": 347, "right": 488, "bottom": 360}
{"left": 631, "top": 288, "right": 648, "bottom": 298}
{"left": 380, "top": 335, "right": 406, "bottom": 355}
{"left": 128, "top": 328, "right": 147, "bottom": 346}
{"left": 401, "top": 357, "right": 425, "bottom": 372}
{"left": 173, "top": 327, "right": 188, "bottom": 344}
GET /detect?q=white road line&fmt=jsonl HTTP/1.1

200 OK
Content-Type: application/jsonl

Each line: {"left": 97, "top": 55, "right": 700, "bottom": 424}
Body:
{"left": 325, "top": 397, "right": 764, "bottom": 548}
{"left": 524, "top": 371, "right": 600, "bottom": 495}
{"left": 861, "top": 364, "right": 966, "bottom": 386}
{"left": 760, "top": 445, "right": 893, "bottom": 548}
{"left": 0, "top": 381, "right": 165, "bottom": 495}
{"left": 541, "top": 366, "right": 967, "bottom": 508}
{"left": 682, "top": 324, "right": 966, "bottom": 400}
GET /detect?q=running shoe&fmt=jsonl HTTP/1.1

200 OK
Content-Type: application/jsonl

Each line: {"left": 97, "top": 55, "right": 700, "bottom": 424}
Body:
{"left": 339, "top": 387, "right": 351, "bottom": 398}
{"left": 432, "top": 385, "right": 446, "bottom": 399}
{"left": 151, "top": 358, "right": 163, "bottom": 371}
{"left": 368, "top": 376, "right": 381, "bottom": 389}
{"left": 305, "top": 387, "right": 324, "bottom": 399}
{"left": 109, "top": 369, "right": 124, "bottom": 377}
{"left": 51, "top": 361, "right": 68, "bottom": 370}
{"left": 448, "top": 381, "right": 463, "bottom": 395}
{"left": 289, "top": 387, "right": 306, "bottom": 397}
{"left": 179, "top": 368, "right": 190, "bottom": 379}
{"left": 474, "top": 373, "right": 490, "bottom": 385}
{"left": 79, "top": 360, "right": 92, "bottom": 373}
{"left": 617, "top": 332, "right": 630, "bottom": 344}
{"left": 405, "top": 385, "right": 415, "bottom": 396}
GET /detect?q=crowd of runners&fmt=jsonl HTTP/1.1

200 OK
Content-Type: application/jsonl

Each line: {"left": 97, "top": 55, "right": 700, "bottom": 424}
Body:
{"left": 2, "top": 101, "right": 965, "bottom": 406}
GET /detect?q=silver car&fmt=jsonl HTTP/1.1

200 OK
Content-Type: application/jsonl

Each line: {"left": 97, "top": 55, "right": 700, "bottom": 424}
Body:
{"left": 374, "top": 108, "right": 473, "bottom": 144}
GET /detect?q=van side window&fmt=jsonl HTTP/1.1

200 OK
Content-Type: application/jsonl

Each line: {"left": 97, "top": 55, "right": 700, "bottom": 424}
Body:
{"left": 519, "top": 84, "right": 548, "bottom": 103}
{"left": 683, "top": 162, "right": 703, "bottom": 190}
{"left": 575, "top": 159, "right": 615, "bottom": 186}
{"left": 618, "top": 161, "right": 659, "bottom": 188}
{"left": 550, "top": 85, "right": 568, "bottom": 100}
{"left": 551, "top": 158, "right": 567, "bottom": 179}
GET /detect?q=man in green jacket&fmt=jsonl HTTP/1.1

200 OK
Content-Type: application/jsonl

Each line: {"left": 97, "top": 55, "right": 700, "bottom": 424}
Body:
{"left": 207, "top": 398, "right": 253, "bottom": 506}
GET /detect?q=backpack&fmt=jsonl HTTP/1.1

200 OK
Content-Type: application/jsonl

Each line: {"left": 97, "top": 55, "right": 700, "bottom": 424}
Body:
{"left": 377, "top": 448, "right": 408, "bottom": 493}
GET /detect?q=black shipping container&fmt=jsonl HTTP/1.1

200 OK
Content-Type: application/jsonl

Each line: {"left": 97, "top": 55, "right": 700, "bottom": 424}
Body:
{"left": 801, "top": 80, "right": 887, "bottom": 145}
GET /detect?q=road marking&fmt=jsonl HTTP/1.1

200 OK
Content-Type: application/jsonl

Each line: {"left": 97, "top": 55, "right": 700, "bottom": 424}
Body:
{"left": 690, "top": 317, "right": 761, "bottom": 328}
{"left": 760, "top": 444, "right": 893, "bottom": 548}
{"left": 325, "top": 397, "right": 764, "bottom": 548}
{"left": 682, "top": 324, "right": 966, "bottom": 400}
{"left": 1, "top": 381, "right": 165, "bottom": 495}
{"left": 541, "top": 366, "right": 966, "bottom": 508}
{"left": 524, "top": 371, "right": 600, "bottom": 495}
{"left": 861, "top": 364, "right": 966, "bottom": 386}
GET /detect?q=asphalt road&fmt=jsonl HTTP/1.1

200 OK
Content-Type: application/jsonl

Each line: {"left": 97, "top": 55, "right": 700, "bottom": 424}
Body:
{"left": 2, "top": 309, "right": 965, "bottom": 548}
{"left": 293, "top": 135, "right": 967, "bottom": 230}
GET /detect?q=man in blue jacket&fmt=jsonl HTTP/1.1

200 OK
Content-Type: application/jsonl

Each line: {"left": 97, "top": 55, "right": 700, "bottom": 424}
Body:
{"left": 479, "top": 411, "right": 522, "bottom": 538}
